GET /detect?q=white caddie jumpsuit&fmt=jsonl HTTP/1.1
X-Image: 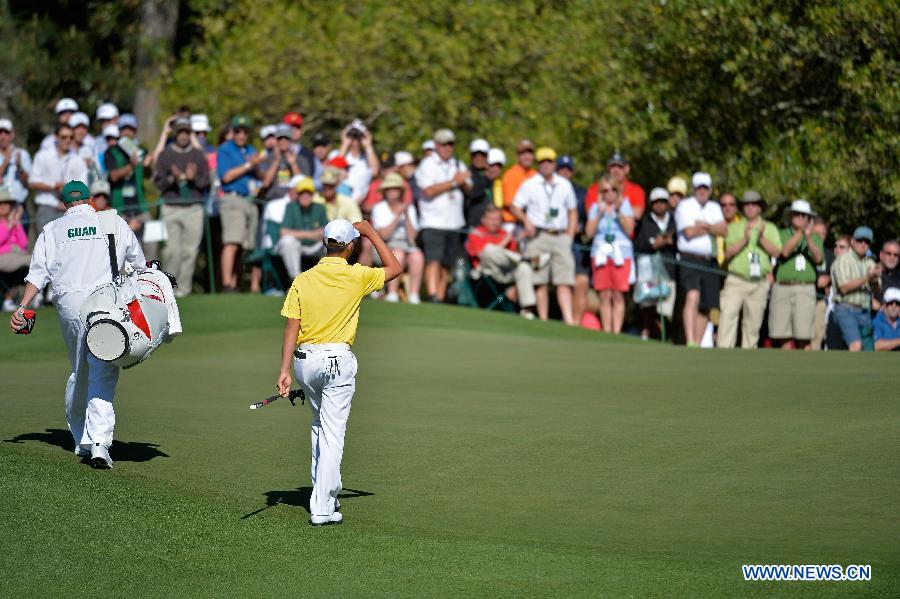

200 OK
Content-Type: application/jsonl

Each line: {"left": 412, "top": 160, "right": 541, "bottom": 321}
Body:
{"left": 25, "top": 204, "right": 145, "bottom": 452}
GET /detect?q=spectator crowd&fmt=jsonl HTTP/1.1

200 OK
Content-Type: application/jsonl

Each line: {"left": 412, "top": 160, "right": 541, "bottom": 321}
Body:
{"left": 2, "top": 98, "right": 898, "bottom": 352}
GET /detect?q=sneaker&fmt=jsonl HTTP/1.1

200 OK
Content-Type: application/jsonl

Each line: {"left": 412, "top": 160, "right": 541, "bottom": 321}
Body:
{"left": 529, "top": 253, "right": 551, "bottom": 270}
{"left": 519, "top": 309, "right": 536, "bottom": 320}
{"left": 90, "top": 443, "right": 113, "bottom": 469}
{"left": 310, "top": 512, "right": 343, "bottom": 526}
{"left": 384, "top": 292, "right": 400, "bottom": 303}
{"left": 74, "top": 445, "right": 91, "bottom": 457}
{"left": 408, "top": 294, "right": 421, "bottom": 305}
{"left": 1, "top": 299, "right": 16, "bottom": 312}
{"left": 263, "top": 288, "right": 285, "bottom": 297}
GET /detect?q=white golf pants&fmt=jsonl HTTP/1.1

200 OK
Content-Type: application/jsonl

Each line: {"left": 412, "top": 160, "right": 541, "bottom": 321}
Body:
{"left": 293, "top": 343, "right": 357, "bottom": 518}
{"left": 56, "top": 291, "right": 120, "bottom": 451}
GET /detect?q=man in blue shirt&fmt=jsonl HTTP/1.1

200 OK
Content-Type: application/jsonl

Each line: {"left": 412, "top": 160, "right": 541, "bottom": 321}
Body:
{"left": 217, "top": 115, "right": 265, "bottom": 291}
{"left": 874, "top": 287, "right": 900, "bottom": 351}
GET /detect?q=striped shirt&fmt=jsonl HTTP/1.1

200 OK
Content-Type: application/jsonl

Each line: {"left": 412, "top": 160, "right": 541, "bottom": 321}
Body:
{"left": 831, "top": 251, "right": 877, "bottom": 308}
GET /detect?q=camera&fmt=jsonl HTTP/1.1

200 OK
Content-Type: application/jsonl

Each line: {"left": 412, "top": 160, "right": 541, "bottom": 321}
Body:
{"left": 347, "top": 118, "right": 367, "bottom": 139}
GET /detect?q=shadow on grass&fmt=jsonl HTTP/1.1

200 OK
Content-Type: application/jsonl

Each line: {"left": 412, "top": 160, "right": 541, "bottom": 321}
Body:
{"left": 241, "top": 487, "right": 375, "bottom": 519}
{"left": 3, "top": 428, "right": 169, "bottom": 462}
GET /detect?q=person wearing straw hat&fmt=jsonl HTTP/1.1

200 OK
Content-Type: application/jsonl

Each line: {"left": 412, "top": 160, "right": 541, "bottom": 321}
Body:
{"left": 768, "top": 199, "right": 824, "bottom": 349}
{"left": 717, "top": 190, "right": 781, "bottom": 349}
{"left": 369, "top": 172, "right": 422, "bottom": 303}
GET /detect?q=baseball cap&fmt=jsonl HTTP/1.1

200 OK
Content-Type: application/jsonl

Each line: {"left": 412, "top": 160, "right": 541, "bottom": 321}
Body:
{"left": 292, "top": 177, "right": 315, "bottom": 194}
{"left": 259, "top": 125, "right": 276, "bottom": 139}
{"left": 60, "top": 180, "right": 90, "bottom": 203}
{"left": 118, "top": 113, "right": 138, "bottom": 130}
{"left": 275, "top": 124, "right": 293, "bottom": 139}
{"left": 790, "top": 199, "right": 816, "bottom": 216}
{"left": 852, "top": 226, "right": 874, "bottom": 242}
{"left": 320, "top": 168, "right": 341, "bottom": 186}
{"left": 68, "top": 112, "right": 90, "bottom": 128}
{"left": 327, "top": 156, "right": 349, "bottom": 169}
{"left": 394, "top": 151, "right": 414, "bottom": 167}
{"left": 0, "top": 118, "right": 12, "bottom": 132}
{"left": 535, "top": 147, "right": 557, "bottom": 162}
{"left": 55, "top": 98, "right": 78, "bottom": 114}
{"left": 191, "top": 114, "right": 211, "bottom": 133}
{"left": 90, "top": 179, "right": 111, "bottom": 197}
{"left": 487, "top": 148, "right": 506, "bottom": 166}
{"left": 172, "top": 117, "right": 192, "bottom": 132}
{"left": 283, "top": 112, "right": 304, "bottom": 127}
{"left": 379, "top": 172, "right": 405, "bottom": 191}
{"left": 516, "top": 139, "right": 535, "bottom": 153}
{"left": 469, "top": 138, "right": 489, "bottom": 154}
{"left": 692, "top": 172, "right": 712, "bottom": 189}
{"left": 323, "top": 218, "right": 360, "bottom": 246}
{"left": 883, "top": 287, "right": 900, "bottom": 304}
{"left": 556, "top": 155, "right": 575, "bottom": 170}
{"left": 649, "top": 187, "right": 669, "bottom": 203}
{"left": 421, "top": 140, "right": 435, "bottom": 152}
{"left": 434, "top": 129, "right": 455, "bottom": 144}
{"left": 740, "top": 190, "right": 763, "bottom": 204}
{"left": 607, "top": 152, "right": 628, "bottom": 168}
{"left": 102, "top": 124, "right": 120, "bottom": 138}
{"left": 312, "top": 132, "right": 330, "bottom": 147}
{"left": 230, "top": 115, "right": 252, "bottom": 130}
{"left": 0, "top": 187, "right": 13, "bottom": 202}
{"left": 96, "top": 103, "right": 119, "bottom": 121}
{"left": 667, "top": 176, "right": 688, "bottom": 196}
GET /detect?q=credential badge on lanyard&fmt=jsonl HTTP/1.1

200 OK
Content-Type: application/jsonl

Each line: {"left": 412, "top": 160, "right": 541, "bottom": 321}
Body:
{"left": 544, "top": 181, "right": 558, "bottom": 225}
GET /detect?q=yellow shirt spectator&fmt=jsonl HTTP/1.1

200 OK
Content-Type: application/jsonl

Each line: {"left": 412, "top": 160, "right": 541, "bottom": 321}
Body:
{"left": 281, "top": 257, "right": 385, "bottom": 345}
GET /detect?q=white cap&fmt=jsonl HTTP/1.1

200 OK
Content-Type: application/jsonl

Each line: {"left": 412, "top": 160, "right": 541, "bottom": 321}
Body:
{"left": 96, "top": 103, "right": 119, "bottom": 120}
{"left": 692, "top": 172, "right": 712, "bottom": 189}
{"left": 260, "top": 124, "right": 277, "bottom": 139}
{"left": 55, "top": 98, "right": 78, "bottom": 113}
{"left": 0, "top": 118, "right": 12, "bottom": 131}
{"left": 394, "top": 151, "right": 414, "bottom": 167}
{"left": 102, "top": 124, "right": 120, "bottom": 138}
{"left": 326, "top": 149, "right": 340, "bottom": 160}
{"left": 287, "top": 174, "right": 305, "bottom": 189}
{"left": 68, "top": 111, "right": 90, "bottom": 128}
{"left": 323, "top": 219, "right": 360, "bottom": 246}
{"left": 649, "top": 187, "right": 670, "bottom": 202}
{"left": 789, "top": 199, "right": 815, "bottom": 216}
{"left": 469, "top": 138, "right": 490, "bottom": 154}
{"left": 487, "top": 148, "right": 506, "bottom": 166}
{"left": 421, "top": 140, "right": 435, "bottom": 152}
{"left": 884, "top": 288, "right": 900, "bottom": 304}
{"left": 191, "top": 114, "right": 211, "bottom": 132}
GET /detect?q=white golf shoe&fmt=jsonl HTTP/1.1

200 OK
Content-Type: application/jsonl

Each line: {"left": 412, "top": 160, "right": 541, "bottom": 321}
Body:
{"left": 90, "top": 443, "right": 113, "bottom": 469}
{"left": 310, "top": 512, "right": 343, "bottom": 526}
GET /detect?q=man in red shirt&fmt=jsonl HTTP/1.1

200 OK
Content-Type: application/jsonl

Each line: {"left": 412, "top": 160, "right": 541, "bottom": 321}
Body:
{"left": 586, "top": 152, "right": 646, "bottom": 220}
{"left": 500, "top": 139, "right": 536, "bottom": 223}
{"left": 465, "top": 205, "right": 541, "bottom": 319}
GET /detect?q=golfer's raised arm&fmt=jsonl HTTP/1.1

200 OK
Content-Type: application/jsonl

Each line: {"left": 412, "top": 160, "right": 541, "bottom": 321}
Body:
{"left": 355, "top": 221, "right": 402, "bottom": 282}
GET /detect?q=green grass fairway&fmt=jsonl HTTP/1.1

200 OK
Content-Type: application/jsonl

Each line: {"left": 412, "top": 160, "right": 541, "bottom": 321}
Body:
{"left": 1, "top": 296, "right": 898, "bottom": 597}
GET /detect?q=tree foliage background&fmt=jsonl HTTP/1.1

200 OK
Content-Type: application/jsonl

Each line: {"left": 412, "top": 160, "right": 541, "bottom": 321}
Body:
{"left": 2, "top": 0, "right": 897, "bottom": 238}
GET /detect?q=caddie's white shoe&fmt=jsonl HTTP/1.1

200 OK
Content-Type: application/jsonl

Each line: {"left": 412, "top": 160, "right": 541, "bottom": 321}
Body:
{"left": 310, "top": 512, "right": 343, "bottom": 526}
{"left": 90, "top": 443, "right": 113, "bottom": 469}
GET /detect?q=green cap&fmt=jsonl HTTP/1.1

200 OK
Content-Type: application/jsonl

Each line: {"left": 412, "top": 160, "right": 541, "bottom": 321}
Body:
{"left": 61, "top": 180, "right": 90, "bottom": 203}
{"left": 230, "top": 115, "right": 252, "bottom": 130}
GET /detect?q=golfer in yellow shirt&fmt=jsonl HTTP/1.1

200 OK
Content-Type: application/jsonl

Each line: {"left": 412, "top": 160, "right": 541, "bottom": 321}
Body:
{"left": 277, "top": 218, "right": 400, "bottom": 525}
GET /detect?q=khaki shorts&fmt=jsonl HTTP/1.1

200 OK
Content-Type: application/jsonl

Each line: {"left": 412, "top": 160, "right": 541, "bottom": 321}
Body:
{"left": 768, "top": 283, "right": 816, "bottom": 340}
{"left": 220, "top": 193, "right": 258, "bottom": 250}
{"left": 523, "top": 231, "right": 575, "bottom": 287}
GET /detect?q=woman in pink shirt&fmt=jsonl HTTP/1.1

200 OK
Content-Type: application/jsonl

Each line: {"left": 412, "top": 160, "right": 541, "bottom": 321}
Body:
{"left": 0, "top": 191, "right": 30, "bottom": 311}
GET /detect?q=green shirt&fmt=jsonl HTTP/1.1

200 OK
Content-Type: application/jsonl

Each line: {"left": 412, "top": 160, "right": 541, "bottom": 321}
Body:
{"left": 831, "top": 251, "right": 877, "bottom": 308}
{"left": 724, "top": 219, "right": 781, "bottom": 279}
{"left": 774, "top": 228, "right": 824, "bottom": 283}
{"left": 281, "top": 202, "right": 327, "bottom": 246}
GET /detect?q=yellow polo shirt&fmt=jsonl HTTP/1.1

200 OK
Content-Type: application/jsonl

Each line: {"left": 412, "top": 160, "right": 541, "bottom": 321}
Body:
{"left": 281, "top": 257, "right": 385, "bottom": 346}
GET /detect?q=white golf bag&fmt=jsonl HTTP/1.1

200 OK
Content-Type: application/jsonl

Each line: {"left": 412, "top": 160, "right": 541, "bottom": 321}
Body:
{"left": 79, "top": 210, "right": 182, "bottom": 369}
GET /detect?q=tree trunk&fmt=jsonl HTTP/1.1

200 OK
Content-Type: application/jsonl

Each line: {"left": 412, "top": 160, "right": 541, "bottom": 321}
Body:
{"left": 133, "top": 0, "right": 179, "bottom": 146}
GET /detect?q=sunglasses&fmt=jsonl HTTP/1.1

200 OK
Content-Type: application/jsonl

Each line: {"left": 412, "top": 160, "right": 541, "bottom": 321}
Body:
{"left": 855, "top": 238, "right": 871, "bottom": 244}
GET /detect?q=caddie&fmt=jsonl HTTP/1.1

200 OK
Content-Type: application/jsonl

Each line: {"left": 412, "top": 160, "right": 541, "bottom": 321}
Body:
{"left": 276, "top": 218, "right": 401, "bottom": 525}
{"left": 9, "top": 181, "right": 145, "bottom": 469}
